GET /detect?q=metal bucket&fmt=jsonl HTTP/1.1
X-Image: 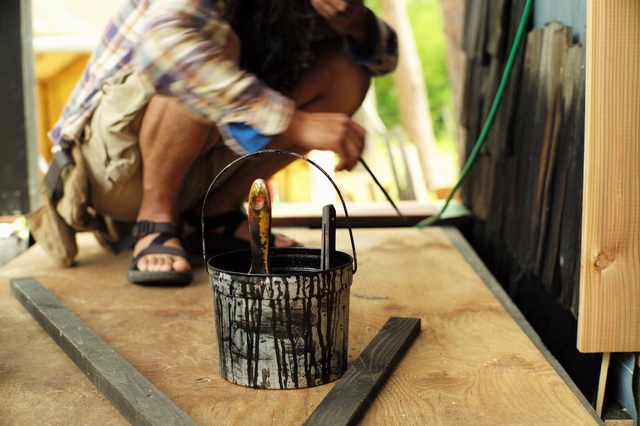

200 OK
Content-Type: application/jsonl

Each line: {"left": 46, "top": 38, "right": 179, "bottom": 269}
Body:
{"left": 203, "top": 150, "right": 357, "bottom": 389}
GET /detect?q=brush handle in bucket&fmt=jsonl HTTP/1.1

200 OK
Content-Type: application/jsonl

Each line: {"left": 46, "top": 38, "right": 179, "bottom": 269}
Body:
{"left": 200, "top": 149, "right": 358, "bottom": 274}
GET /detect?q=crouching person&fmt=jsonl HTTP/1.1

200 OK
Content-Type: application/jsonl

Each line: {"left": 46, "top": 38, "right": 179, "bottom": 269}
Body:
{"left": 30, "top": 0, "right": 398, "bottom": 286}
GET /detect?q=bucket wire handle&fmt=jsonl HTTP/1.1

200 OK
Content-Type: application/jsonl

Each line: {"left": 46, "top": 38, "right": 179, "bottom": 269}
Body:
{"left": 201, "top": 149, "right": 358, "bottom": 274}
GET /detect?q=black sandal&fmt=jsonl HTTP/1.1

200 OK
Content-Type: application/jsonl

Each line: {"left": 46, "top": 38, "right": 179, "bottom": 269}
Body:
{"left": 181, "top": 207, "right": 301, "bottom": 259}
{"left": 127, "top": 221, "right": 193, "bottom": 286}
{"left": 182, "top": 207, "right": 252, "bottom": 257}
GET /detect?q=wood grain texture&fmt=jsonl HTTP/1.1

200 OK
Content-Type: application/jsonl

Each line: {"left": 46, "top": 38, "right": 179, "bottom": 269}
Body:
{"left": 1, "top": 229, "right": 600, "bottom": 425}
{"left": 578, "top": 0, "right": 640, "bottom": 352}
{"left": 304, "top": 317, "right": 420, "bottom": 426}
{"left": 10, "top": 277, "right": 197, "bottom": 426}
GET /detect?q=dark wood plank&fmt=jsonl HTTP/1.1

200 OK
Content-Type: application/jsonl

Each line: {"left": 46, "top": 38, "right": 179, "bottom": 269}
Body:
{"left": 513, "top": 25, "right": 570, "bottom": 271}
{"left": 0, "top": 0, "right": 38, "bottom": 215}
{"left": 462, "top": 0, "right": 488, "bottom": 61}
{"left": 304, "top": 317, "right": 421, "bottom": 426}
{"left": 482, "top": 56, "right": 503, "bottom": 154}
{"left": 530, "top": 24, "right": 573, "bottom": 286}
{"left": 10, "top": 277, "right": 197, "bottom": 426}
{"left": 558, "top": 44, "right": 586, "bottom": 314}
{"left": 517, "top": 25, "right": 554, "bottom": 270}
{"left": 504, "top": 28, "right": 542, "bottom": 257}
{"left": 461, "top": 57, "right": 486, "bottom": 143}
{"left": 480, "top": 0, "right": 508, "bottom": 150}
{"left": 475, "top": 154, "right": 494, "bottom": 221}
{"left": 540, "top": 44, "right": 585, "bottom": 295}
{"left": 486, "top": 0, "right": 508, "bottom": 58}
{"left": 534, "top": 88, "right": 563, "bottom": 283}
{"left": 512, "top": 29, "right": 543, "bottom": 266}
{"left": 490, "top": 0, "right": 528, "bottom": 160}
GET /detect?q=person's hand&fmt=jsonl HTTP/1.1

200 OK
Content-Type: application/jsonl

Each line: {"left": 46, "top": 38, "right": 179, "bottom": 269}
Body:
{"left": 277, "top": 110, "right": 365, "bottom": 171}
{"left": 310, "top": 0, "right": 367, "bottom": 37}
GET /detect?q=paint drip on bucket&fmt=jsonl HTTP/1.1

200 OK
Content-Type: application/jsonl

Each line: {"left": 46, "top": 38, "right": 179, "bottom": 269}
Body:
{"left": 208, "top": 248, "right": 353, "bottom": 389}
{"left": 203, "top": 150, "right": 358, "bottom": 390}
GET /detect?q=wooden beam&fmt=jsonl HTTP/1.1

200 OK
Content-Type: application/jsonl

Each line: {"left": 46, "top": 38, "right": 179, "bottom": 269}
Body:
{"left": 596, "top": 352, "right": 611, "bottom": 417}
{"left": 578, "top": 0, "right": 640, "bottom": 352}
{"left": 10, "top": 277, "right": 197, "bottom": 426}
{"left": 304, "top": 317, "right": 421, "bottom": 426}
{"left": 381, "top": 0, "right": 439, "bottom": 191}
{"left": 0, "top": 0, "right": 39, "bottom": 214}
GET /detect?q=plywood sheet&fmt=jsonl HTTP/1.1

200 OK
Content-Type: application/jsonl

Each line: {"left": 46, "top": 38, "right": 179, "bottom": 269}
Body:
{"left": 1, "top": 228, "right": 599, "bottom": 424}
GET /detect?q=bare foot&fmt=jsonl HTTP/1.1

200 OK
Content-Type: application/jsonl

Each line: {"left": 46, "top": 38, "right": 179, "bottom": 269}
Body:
{"left": 231, "top": 220, "right": 299, "bottom": 248}
{"left": 133, "top": 233, "right": 191, "bottom": 273}
{"left": 182, "top": 210, "right": 299, "bottom": 248}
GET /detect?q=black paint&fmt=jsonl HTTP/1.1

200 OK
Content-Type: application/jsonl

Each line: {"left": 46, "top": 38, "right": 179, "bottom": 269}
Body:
{"left": 209, "top": 247, "right": 353, "bottom": 389}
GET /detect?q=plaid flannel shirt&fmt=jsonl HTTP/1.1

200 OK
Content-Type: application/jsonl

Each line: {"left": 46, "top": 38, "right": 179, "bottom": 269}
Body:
{"left": 49, "top": 0, "right": 398, "bottom": 155}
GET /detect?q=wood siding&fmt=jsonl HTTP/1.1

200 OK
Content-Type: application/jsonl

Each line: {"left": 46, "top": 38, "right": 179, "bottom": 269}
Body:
{"left": 455, "top": 0, "right": 602, "bottom": 402}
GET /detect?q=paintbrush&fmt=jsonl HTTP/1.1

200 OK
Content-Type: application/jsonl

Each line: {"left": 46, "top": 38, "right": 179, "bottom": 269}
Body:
{"left": 321, "top": 204, "right": 336, "bottom": 270}
{"left": 248, "top": 179, "right": 271, "bottom": 274}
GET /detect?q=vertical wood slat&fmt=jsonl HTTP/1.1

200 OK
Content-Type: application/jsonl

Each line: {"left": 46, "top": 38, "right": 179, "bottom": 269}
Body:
{"left": 503, "top": 29, "right": 542, "bottom": 258}
{"left": 460, "top": 10, "right": 588, "bottom": 316}
{"left": 555, "top": 45, "right": 586, "bottom": 313}
{"left": 578, "top": 0, "right": 640, "bottom": 352}
{"left": 528, "top": 24, "right": 572, "bottom": 282}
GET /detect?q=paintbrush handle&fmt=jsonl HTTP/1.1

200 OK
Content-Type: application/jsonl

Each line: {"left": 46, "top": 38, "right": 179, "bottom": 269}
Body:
{"left": 248, "top": 179, "right": 271, "bottom": 274}
{"left": 321, "top": 204, "right": 336, "bottom": 270}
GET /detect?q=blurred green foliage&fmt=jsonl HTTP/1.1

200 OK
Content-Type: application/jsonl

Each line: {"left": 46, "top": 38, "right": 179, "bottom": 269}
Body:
{"left": 368, "top": 0, "right": 454, "bottom": 146}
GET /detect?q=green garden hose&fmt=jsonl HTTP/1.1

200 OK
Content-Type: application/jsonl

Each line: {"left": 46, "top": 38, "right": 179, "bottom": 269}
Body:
{"left": 416, "top": 0, "right": 534, "bottom": 227}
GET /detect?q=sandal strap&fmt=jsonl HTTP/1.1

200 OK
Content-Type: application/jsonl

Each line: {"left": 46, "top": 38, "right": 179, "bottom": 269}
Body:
{"left": 130, "top": 238, "right": 190, "bottom": 265}
{"left": 110, "top": 221, "right": 180, "bottom": 254}
{"left": 132, "top": 221, "right": 180, "bottom": 238}
{"left": 210, "top": 208, "right": 247, "bottom": 237}
{"left": 182, "top": 207, "right": 247, "bottom": 238}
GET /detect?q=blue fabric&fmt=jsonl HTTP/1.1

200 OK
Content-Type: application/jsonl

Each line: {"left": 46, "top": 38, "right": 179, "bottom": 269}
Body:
{"left": 227, "top": 123, "right": 272, "bottom": 153}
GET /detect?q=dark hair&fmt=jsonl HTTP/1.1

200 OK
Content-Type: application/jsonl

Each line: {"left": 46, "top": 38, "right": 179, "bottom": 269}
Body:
{"left": 223, "top": 0, "right": 315, "bottom": 94}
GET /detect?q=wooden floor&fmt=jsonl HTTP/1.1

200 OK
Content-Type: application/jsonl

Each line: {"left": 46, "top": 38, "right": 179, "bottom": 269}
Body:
{"left": 0, "top": 227, "right": 601, "bottom": 425}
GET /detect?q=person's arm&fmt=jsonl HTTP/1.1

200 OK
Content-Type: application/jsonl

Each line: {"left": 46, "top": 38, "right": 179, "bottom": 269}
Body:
{"left": 225, "top": 1, "right": 398, "bottom": 169}
{"left": 135, "top": 0, "right": 294, "bottom": 144}
{"left": 311, "top": 0, "right": 399, "bottom": 76}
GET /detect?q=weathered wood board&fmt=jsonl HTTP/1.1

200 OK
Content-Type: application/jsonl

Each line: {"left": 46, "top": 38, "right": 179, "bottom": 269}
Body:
{"left": 459, "top": 7, "right": 588, "bottom": 329}
{"left": 11, "top": 277, "right": 196, "bottom": 426}
{"left": 305, "top": 316, "right": 421, "bottom": 425}
{"left": 1, "top": 228, "right": 600, "bottom": 424}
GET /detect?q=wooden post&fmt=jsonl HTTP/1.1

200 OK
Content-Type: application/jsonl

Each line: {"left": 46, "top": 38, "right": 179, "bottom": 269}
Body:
{"left": 380, "top": 0, "right": 439, "bottom": 192}
{"left": 578, "top": 0, "right": 640, "bottom": 352}
{"left": 0, "top": 0, "right": 40, "bottom": 215}
{"left": 596, "top": 352, "right": 611, "bottom": 417}
{"left": 439, "top": 0, "right": 467, "bottom": 163}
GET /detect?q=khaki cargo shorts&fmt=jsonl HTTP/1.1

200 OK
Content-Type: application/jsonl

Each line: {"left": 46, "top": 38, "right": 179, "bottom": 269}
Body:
{"left": 80, "top": 68, "right": 239, "bottom": 222}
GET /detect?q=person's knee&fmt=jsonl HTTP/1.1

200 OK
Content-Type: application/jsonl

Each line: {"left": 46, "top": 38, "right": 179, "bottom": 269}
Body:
{"left": 336, "top": 59, "right": 371, "bottom": 115}
{"left": 324, "top": 56, "right": 371, "bottom": 115}
{"left": 297, "top": 45, "right": 372, "bottom": 115}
